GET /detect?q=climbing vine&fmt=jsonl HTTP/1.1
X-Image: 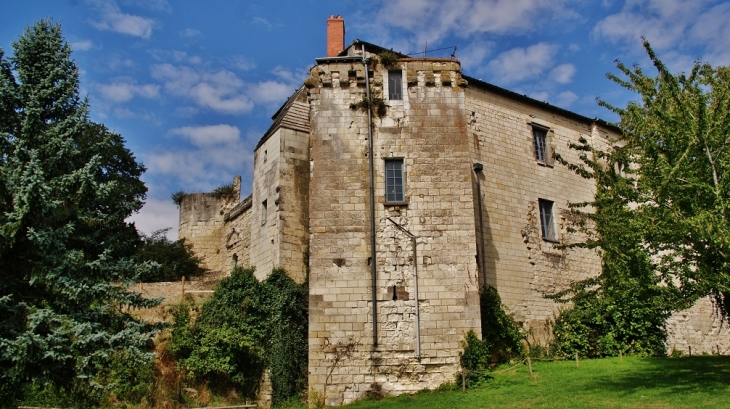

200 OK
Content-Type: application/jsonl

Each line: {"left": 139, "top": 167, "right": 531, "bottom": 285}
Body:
{"left": 459, "top": 286, "right": 524, "bottom": 387}
{"left": 350, "top": 95, "right": 387, "bottom": 117}
{"left": 170, "top": 267, "right": 308, "bottom": 405}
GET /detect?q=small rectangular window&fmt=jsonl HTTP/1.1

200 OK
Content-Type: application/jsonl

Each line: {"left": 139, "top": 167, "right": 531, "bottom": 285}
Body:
{"left": 533, "top": 127, "right": 548, "bottom": 162}
{"left": 385, "top": 159, "right": 404, "bottom": 203}
{"left": 261, "top": 199, "right": 267, "bottom": 225}
{"left": 539, "top": 199, "right": 556, "bottom": 241}
{"left": 388, "top": 70, "right": 402, "bottom": 100}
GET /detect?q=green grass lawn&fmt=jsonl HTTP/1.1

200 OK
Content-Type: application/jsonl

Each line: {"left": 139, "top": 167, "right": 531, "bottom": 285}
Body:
{"left": 332, "top": 356, "right": 730, "bottom": 409}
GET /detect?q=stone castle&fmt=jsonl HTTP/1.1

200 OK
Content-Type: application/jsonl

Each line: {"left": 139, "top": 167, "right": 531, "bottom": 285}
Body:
{"left": 177, "top": 16, "right": 730, "bottom": 406}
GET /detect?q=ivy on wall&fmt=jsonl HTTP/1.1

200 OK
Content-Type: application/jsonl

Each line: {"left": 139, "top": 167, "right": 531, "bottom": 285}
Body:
{"left": 170, "top": 267, "right": 308, "bottom": 405}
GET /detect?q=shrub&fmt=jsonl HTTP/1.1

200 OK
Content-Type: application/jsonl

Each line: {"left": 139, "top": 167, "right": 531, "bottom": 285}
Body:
{"left": 170, "top": 267, "right": 308, "bottom": 405}
{"left": 135, "top": 228, "right": 207, "bottom": 282}
{"left": 459, "top": 286, "right": 524, "bottom": 387}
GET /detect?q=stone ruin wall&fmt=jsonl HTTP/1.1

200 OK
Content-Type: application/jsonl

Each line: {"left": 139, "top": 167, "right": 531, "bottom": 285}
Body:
{"left": 307, "top": 56, "right": 481, "bottom": 406}
{"left": 177, "top": 192, "right": 228, "bottom": 273}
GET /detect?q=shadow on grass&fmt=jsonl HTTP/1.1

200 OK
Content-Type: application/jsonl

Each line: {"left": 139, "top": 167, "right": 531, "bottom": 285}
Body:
{"left": 595, "top": 356, "right": 730, "bottom": 396}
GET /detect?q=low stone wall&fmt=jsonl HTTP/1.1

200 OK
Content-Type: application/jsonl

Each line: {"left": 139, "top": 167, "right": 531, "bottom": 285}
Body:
{"left": 131, "top": 274, "right": 223, "bottom": 323}
{"left": 667, "top": 297, "right": 730, "bottom": 355}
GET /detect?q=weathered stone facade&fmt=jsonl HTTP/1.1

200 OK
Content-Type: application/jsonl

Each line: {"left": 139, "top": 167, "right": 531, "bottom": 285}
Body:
{"left": 177, "top": 38, "right": 730, "bottom": 406}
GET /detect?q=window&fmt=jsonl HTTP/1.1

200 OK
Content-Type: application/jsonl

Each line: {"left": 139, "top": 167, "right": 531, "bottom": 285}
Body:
{"left": 533, "top": 127, "right": 548, "bottom": 162}
{"left": 539, "top": 199, "right": 556, "bottom": 241}
{"left": 385, "top": 159, "right": 404, "bottom": 203}
{"left": 388, "top": 70, "right": 402, "bottom": 100}
{"left": 261, "top": 199, "right": 267, "bottom": 225}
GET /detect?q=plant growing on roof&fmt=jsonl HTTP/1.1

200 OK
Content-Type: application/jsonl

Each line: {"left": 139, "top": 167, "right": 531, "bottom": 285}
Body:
{"left": 378, "top": 51, "right": 399, "bottom": 70}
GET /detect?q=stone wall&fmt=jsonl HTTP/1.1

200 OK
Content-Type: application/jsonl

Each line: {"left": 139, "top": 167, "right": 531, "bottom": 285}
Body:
{"left": 464, "top": 86, "right": 610, "bottom": 339}
{"left": 178, "top": 176, "right": 246, "bottom": 274}
{"left": 667, "top": 297, "right": 730, "bottom": 355}
{"left": 178, "top": 192, "right": 228, "bottom": 272}
{"left": 307, "top": 55, "right": 481, "bottom": 406}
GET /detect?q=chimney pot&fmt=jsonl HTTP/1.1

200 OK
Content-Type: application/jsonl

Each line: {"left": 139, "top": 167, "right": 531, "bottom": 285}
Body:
{"left": 326, "top": 16, "right": 345, "bottom": 57}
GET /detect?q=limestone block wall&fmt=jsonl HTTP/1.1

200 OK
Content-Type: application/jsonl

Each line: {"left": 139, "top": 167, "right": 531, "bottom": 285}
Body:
{"left": 666, "top": 297, "right": 730, "bottom": 355}
{"left": 250, "top": 131, "right": 282, "bottom": 280}
{"left": 221, "top": 195, "right": 252, "bottom": 272}
{"left": 307, "top": 57, "right": 481, "bottom": 406}
{"left": 178, "top": 193, "right": 229, "bottom": 273}
{"left": 464, "top": 86, "right": 607, "bottom": 339}
{"left": 276, "top": 126, "right": 310, "bottom": 283}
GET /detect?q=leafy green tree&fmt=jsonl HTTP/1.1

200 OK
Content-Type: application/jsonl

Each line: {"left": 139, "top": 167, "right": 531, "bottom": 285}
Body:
{"left": 598, "top": 41, "right": 730, "bottom": 314}
{"left": 551, "top": 40, "right": 730, "bottom": 356}
{"left": 0, "top": 20, "right": 157, "bottom": 406}
{"left": 135, "top": 228, "right": 207, "bottom": 282}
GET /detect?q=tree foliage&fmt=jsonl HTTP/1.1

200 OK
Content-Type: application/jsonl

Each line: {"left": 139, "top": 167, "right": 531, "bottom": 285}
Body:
{"left": 135, "top": 228, "right": 207, "bottom": 282}
{"left": 459, "top": 286, "right": 524, "bottom": 387}
{"left": 0, "top": 20, "right": 157, "bottom": 406}
{"left": 598, "top": 41, "right": 730, "bottom": 315}
{"left": 550, "top": 40, "right": 730, "bottom": 356}
{"left": 170, "top": 267, "right": 308, "bottom": 405}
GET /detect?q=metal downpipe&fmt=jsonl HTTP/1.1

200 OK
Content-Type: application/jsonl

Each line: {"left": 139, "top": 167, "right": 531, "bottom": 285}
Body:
{"left": 364, "top": 44, "right": 378, "bottom": 347}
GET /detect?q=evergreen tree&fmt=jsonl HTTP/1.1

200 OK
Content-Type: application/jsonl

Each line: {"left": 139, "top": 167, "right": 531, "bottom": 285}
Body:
{"left": 0, "top": 20, "right": 157, "bottom": 405}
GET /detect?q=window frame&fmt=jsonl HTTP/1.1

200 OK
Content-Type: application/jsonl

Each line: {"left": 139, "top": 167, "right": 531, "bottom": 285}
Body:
{"left": 532, "top": 126, "right": 550, "bottom": 164}
{"left": 384, "top": 158, "right": 406, "bottom": 205}
{"left": 387, "top": 70, "right": 403, "bottom": 101}
{"left": 538, "top": 198, "right": 557, "bottom": 242}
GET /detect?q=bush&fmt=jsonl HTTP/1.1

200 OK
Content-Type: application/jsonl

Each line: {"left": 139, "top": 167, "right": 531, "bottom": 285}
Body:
{"left": 550, "top": 276, "right": 669, "bottom": 358}
{"left": 479, "top": 286, "right": 524, "bottom": 362}
{"left": 135, "top": 228, "right": 207, "bottom": 282}
{"left": 459, "top": 286, "right": 524, "bottom": 387}
{"left": 170, "top": 267, "right": 308, "bottom": 405}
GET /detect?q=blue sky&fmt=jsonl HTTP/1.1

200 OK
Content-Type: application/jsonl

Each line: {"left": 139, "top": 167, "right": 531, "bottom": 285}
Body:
{"left": 3, "top": 0, "right": 729, "bottom": 239}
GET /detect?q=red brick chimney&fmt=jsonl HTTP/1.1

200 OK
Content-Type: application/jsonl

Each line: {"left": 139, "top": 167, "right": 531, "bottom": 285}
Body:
{"left": 327, "top": 15, "right": 345, "bottom": 57}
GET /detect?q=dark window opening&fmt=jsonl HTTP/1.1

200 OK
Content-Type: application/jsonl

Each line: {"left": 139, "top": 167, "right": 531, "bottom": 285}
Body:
{"left": 385, "top": 159, "right": 405, "bottom": 203}
{"left": 533, "top": 127, "right": 548, "bottom": 162}
{"left": 539, "top": 199, "right": 556, "bottom": 241}
{"left": 388, "top": 70, "right": 402, "bottom": 100}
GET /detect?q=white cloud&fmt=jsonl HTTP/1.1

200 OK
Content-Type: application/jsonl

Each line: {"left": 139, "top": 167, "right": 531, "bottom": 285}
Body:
{"left": 107, "top": 56, "right": 136, "bottom": 71}
{"left": 369, "top": 0, "right": 580, "bottom": 45}
{"left": 553, "top": 91, "right": 578, "bottom": 108}
{"left": 151, "top": 63, "right": 254, "bottom": 114}
{"left": 97, "top": 77, "right": 159, "bottom": 103}
{"left": 148, "top": 49, "right": 202, "bottom": 65}
{"left": 252, "top": 17, "right": 275, "bottom": 30}
{"left": 230, "top": 56, "right": 256, "bottom": 72}
{"left": 487, "top": 43, "right": 559, "bottom": 85}
{"left": 549, "top": 64, "right": 576, "bottom": 84}
{"left": 149, "top": 61, "right": 305, "bottom": 114}
{"left": 180, "top": 28, "right": 201, "bottom": 38}
{"left": 529, "top": 91, "right": 549, "bottom": 102}
{"left": 71, "top": 39, "right": 94, "bottom": 51}
{"left": 458, "top": 41, "right": 494, "bottom": 71}
{"left": 142, "top": 137, "right": 253, "bottom": 193}
{"left": 122, "top": 0, "right": 171, "bottom": 12}
{"left": 87, "top": 0, "right": 155, "bottom": 39}
{"left": 127, "top": 198, "right": 179, "bottom": 240}
{"left": 593, "top": 0, "right": 730, "bottom": 67}
{"left": 169, "top": 125, "right": 241, "bottom": 148}
{"left": 248, "top": 81, "right": 297, "bottom": 105}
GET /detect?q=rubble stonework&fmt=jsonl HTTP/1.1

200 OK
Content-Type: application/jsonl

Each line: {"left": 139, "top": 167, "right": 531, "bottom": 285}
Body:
{"left": 177, "top": 39, "right": 730, "bottom": 406}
